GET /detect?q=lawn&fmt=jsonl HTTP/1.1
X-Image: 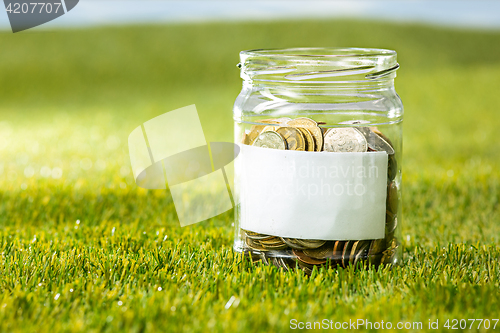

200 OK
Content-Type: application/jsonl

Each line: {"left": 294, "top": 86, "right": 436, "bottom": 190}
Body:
{"left": 0, "top": 19, "right": 500, "bottom": 332}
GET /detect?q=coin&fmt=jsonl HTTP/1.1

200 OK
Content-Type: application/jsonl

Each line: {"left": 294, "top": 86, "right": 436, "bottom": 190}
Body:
{"left": 349, "top": 241, "right": 361, "bottom": 265}
{"left": 293, "top": 238, "right": 327, "bottom": 249}
{"left": 259, "top": 236, "right": 288, "bottom": 250}
{"left": 279, "top": 258, "right": 292, "bottom": 271}
{"left": 368, "top": 238, "right": 387, "bottom": 256}
{"left": 244, "top": 230, "right": 274, "bottom": 240}
{"left": 252, "top": 131, "right": 286, "bottom": 150}
{"left": 388, "top": 154, "right": 397, "bottom": 181}
{"left": 255, "top": 252, "right": 269, "bottom": 265}
{"left": 342, "top": 241, "right": 354, "bottom": 268}
{"left": 288, "top": 118, "right": 323, "bottom": 152}
{"left": 323, "top": 128, "right": 368, "bottom": 152}
{"left": 245, "top": 238, "right": 268, "bottom": 251}
{"left": 381, "top": 238, "right": 398, "bottom": 264}
{"left": 281, "top": 237, "right": 309, "bottom": 250}
{"left": 386, "top": 210, "right": 397, "bottom": 234}
{"left": 276, "top": 127, "right": 306, "bottom": 151}
{"left": 353, "top": 240, "right": 370, "bottom": 267}
{"left": 246, "top": 124, "right": 266, "bottom": 145}
{"left": 357, "top": 127, "right": 395, "bottom": 155}
{"left": 244, "top": 230, "right": 263, "bottom": 236}
{"left": 370, "top": 126, "right": 394, "bottom": 148}
{"left": 297, "top": 261, "right": 314, "bottom": 274}
{"left": 275, "top": 254, "right": 296, "bottom": 271}
{"left": 293, "top": 249, "right": 327, "bottom": 265}
{"left": 271, "top": 256, "right": 292, "bottom": 270}
{"left": 261, "top": 125, "right": 278, "bottom": 133}
{"left": 387, "top": 181, "right": 398, "bottom": 214}
{"left": 270, "top": 257, "right": 282, "bottom": 268}
{"left": 385, "top": 230, "right": 396, "bottom": 248}
{"left": 258, "top": 236, "right": 282, "bottom": 244}
{"left": 333, "top": 241, "right": 345, "bottom": 256}
{"left": 303, "top": 243, "right": 333, "bottom": 259}
{"left": 241, "top": 133, "right": 250, "bottom": 145}
{"left": 297, "top": 127, "right": 316, "bottom": 151}
{"left": 263, "top": 242, "right": 288, "bottom": 250}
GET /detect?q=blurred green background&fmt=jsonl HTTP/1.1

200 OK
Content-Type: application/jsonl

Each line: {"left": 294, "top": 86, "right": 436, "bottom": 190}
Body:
{"left": 0, "top": 19, "right": 499, "bottom": 332}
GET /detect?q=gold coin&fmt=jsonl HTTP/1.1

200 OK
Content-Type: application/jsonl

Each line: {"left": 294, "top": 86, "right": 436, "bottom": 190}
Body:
{"left": 387, "top": 181, "right": 398, "bottom": 214}
{"left": 297, "top": 127, "right": 315, "bottom": 151}
{"left": 293, "top": 249, "right": 327, "bottom": 265}
{"left": 262, "top": 125, "right": 278, "bottom": 132}
{"left": 288, "top": 118, "right": 323, "bottom": 152}
{"left": 252, "top": 131, "right": 287, "bottom": 150}
{"left": 245, "top": 238, "right": 267, "bottom": 251}
{"left": 259, "top": 236, "right": 284, "bottom": 246}
{"left": 246, "top": 125, "right": 266, "bottom": 145}
{"left": 327, "top": 241, "right": 343, "bottom": 266}
{"left": 297, "top": 261, "right": 314, "bottom": 275}
{"left": 342, "top": 241, "right": 354, "bottom": 268}
{"left": 276, "top": 127, "right": 306, "bottom": 151}
{"left": 388, "top": 154, "right": 397, "bottom": 181}
{"left": 241, "top": 133, "right": 250, "bottom": 145}
{"left": 386, "top": 210, "right": 397, "bottom": 234}
{"left": 280, "top": 237, "right": 308, "bottom": 250}
{"left": 381, "top": 238, "right": 398, "bottom": 264}
{"left": 368, "top": 238, "right": 386, "bottom": 256}
{"left": 262, "top": 242, "right": 288, "bottom": 250}
{"left": 303, "top": 243, "right": 332, "bottom": 259}
{"left": 333, "top": 241, "right": 345, "bottom": 257}
{"left": 293, "top": 239, "right": 327, "bottom": 249}
{"left": 349, "top": 241, "right": 360, "bottom": 264}
{"left": 353, "top": 240, "right": 371, "bottom": 267}
{"left": 244, "top": 230, "right": 275, "bottom": 240}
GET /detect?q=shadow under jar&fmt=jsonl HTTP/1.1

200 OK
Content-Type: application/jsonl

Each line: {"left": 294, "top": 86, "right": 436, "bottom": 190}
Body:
{"left": 232, "top": 48, "right": 403, "bottom": 274}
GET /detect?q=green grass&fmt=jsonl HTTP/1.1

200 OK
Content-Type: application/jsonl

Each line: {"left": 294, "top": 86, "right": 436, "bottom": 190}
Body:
{"left": 0, "top": 19, "right": 500, "bottom": 332}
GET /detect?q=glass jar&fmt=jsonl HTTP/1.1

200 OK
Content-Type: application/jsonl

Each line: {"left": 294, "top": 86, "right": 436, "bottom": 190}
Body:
{"left": 232, "top": 48, "right": 403, "bottom": 273}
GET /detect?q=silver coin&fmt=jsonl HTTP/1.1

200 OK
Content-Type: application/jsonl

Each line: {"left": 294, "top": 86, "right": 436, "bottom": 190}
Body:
{"left": 323, "top": 128, "right": 368, "bottom": 152}
{"left": 252, "top": 131, "right": 286, "bottom": 150}
{"left": 357, "top": 127, "right": 395, "bottom": 155}
{"left": 279, "top": 257, "right": 291, "bottom": 271}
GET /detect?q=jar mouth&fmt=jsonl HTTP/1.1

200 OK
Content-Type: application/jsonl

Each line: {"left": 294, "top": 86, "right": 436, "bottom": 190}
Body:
{"left": 239, "top": 47, "right": 398, "bottom": 84}
{"left": 241, "top": 47, "right": 396, "bottom": 60}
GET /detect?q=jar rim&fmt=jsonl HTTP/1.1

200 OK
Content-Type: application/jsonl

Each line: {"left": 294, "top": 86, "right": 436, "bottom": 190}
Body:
{"left": 239, "top": 47, "right": 398, "bottom": 84}
{"left": 240, "top": 47, "right": 396, "bottom": 60}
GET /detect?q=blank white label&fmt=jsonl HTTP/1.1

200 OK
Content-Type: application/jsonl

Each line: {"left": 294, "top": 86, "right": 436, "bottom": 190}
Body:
{"left": 239, "top": 144, "right": 388, "bottom": 240}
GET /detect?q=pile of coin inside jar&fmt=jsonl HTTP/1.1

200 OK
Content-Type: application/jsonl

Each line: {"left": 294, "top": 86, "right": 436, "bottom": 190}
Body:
{"left": 240, "top": 117, "right": 399, "bottom": 273}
